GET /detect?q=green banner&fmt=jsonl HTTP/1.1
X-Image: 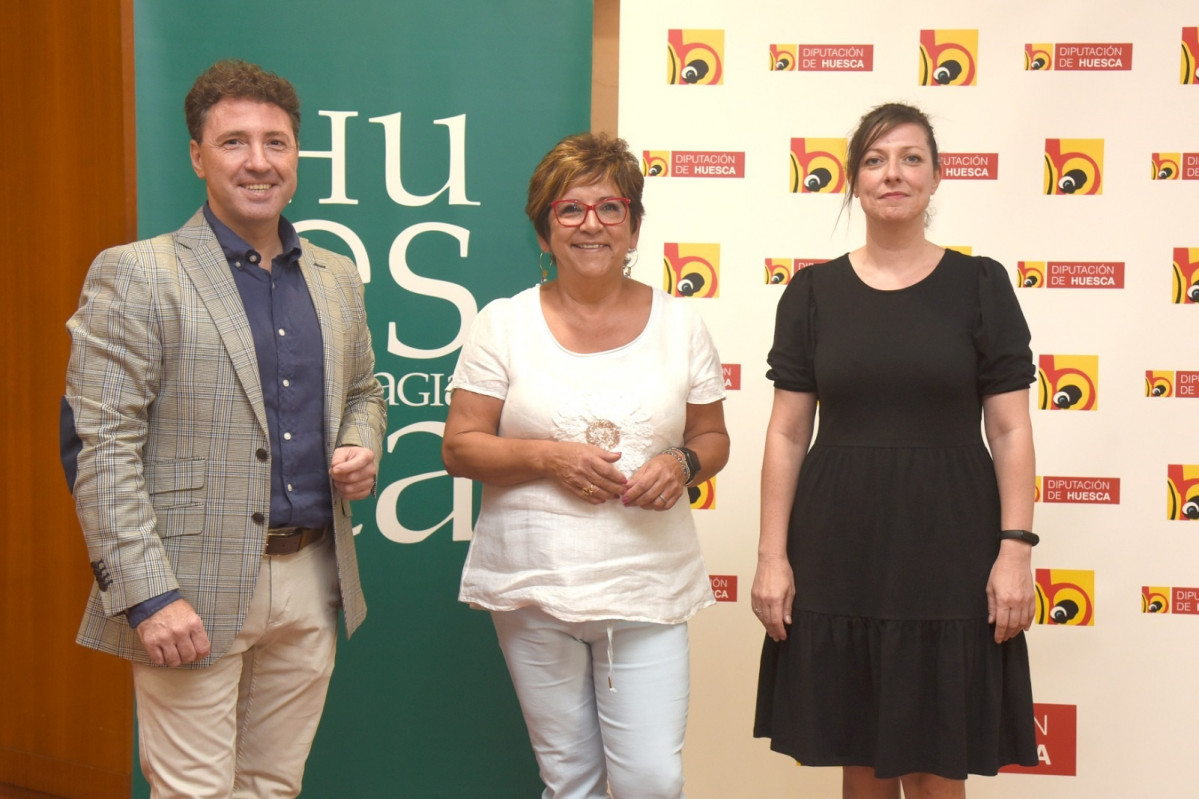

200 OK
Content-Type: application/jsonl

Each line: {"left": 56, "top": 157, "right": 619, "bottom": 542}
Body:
{"left": 133, "top": 2, "right": 593, "bottom": 794}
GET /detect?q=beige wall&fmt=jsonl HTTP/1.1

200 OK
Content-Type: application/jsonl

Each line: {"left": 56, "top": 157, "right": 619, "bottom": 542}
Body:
{"left": 618, "top": 2, "right": 1197, "bottom": 797}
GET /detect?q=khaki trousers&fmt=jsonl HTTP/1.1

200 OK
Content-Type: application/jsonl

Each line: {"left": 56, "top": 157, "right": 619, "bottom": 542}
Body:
{"left": 132, "top": 535, "right": 340, "bottom": 799}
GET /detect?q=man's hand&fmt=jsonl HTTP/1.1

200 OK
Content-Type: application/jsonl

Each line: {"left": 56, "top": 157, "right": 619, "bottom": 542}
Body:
{"left": 136, "top": 598, "right": 211, "bottom": 667}
{"left": 330, "top": 445, "right": 377, "bottom": 500}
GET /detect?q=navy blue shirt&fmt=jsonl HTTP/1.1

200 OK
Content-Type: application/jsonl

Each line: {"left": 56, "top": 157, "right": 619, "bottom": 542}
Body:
{"left": 127, "top": 208, "right": 333, "bottom": 627}
{"left": 204, "top": 205, "right": 333, "bottom": 529}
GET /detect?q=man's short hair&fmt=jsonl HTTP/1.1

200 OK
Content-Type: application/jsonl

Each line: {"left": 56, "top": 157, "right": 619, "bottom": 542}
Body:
{"left": 184, "top": 59, "right": 301, "bottom": 143}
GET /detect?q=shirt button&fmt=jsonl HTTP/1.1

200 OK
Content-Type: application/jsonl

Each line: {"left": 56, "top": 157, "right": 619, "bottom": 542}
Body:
{"left": 284, "top": 432, "right": 292, "bottom": 441}
{"left": 287, "top": 484, "right": 294, "bottom": 492}
{"left": 256, "top": 448, "right": 268, "bottom": 461}
{"left": 252, "top": 512, "right": 266, "bottom": 525}
{"left": 282, "top": 379, "right": 291, "bottom": 387}
{"left": 278, "top": 328, "right": 286, "bottom": 336}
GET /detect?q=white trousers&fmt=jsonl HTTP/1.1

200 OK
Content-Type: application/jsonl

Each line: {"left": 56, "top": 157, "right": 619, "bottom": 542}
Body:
{"left": 491, "top": 607, "right": 690, "bottom": 799}
{"left": 131, "top": 535, "right": 340, "bottom": 799}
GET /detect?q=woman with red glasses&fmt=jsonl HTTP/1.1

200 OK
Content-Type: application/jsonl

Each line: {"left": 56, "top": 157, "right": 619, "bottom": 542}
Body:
{"left": 442, "top": 132, "right": 729, "bottom": 799}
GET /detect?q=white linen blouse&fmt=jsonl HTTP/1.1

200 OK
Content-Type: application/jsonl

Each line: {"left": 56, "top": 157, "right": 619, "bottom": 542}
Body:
{"left": 450, "top": 284, "right": 726, "bottom": 624}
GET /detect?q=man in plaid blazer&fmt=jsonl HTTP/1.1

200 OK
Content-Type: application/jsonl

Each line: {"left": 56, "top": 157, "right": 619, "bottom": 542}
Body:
{"left": 61, "top": 60, "right": 387, "bottom": 798}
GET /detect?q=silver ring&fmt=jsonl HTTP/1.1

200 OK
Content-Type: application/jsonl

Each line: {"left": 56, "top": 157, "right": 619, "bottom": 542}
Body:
{"left": 753, "top": 607, "right": 763, "bottom": 614}
{"left": 658, "top": 494, "right": 667, "bottom": 502}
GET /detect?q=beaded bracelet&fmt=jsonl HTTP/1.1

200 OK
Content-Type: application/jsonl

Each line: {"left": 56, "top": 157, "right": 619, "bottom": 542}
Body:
{"left": 662, "top": 447, "right": 692, "bottom": 484}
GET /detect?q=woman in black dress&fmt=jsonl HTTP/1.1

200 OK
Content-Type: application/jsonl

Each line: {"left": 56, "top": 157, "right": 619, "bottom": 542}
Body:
{"left": 751, "top": 103, "right": 1040, "bottom": 798}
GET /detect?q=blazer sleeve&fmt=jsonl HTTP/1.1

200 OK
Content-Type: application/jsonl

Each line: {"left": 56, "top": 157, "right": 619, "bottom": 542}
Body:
{"left": 64, "top": 240, "right": 180, "bottom": 616}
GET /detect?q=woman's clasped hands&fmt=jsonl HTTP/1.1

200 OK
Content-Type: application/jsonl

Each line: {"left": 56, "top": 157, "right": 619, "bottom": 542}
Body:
{"left": 551, "top": 442, "right": 685, "bottom": 511}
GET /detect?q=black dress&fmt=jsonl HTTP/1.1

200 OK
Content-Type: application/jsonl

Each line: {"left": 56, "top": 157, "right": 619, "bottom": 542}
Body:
{"left": 753, "top": 250, "right": 1039, "bottom": 779}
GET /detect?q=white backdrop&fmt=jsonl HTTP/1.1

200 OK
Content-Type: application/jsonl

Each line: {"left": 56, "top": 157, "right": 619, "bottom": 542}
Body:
{"left": 619, "top": 2, "right": 1198, "bottom": 796}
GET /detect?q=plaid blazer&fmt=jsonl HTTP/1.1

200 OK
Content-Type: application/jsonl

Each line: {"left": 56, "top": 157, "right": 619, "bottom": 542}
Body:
{"left": 64, "top": 209, "right": 386, "bottom": 665}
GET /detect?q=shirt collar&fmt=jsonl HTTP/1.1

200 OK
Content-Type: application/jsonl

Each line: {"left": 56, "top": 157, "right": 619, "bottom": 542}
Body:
{"left": 202, "top": 204, "right": 303, "bottom": 268}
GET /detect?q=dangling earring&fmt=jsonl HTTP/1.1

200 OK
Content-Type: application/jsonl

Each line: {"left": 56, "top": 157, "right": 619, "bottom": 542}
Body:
{"left": 623, "top": 248, "right": 639, "bottom": 278}
{"left": 539, "top": 250, "right": 553, "bottom": 283}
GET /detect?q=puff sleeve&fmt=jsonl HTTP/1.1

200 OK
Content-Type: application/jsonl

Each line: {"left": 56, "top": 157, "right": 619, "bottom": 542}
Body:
{"left": 765, "top": 266, "right": 818, "bottom": 392}
{"left": 974, "top": 257, "right": 1035, "bottom": 396}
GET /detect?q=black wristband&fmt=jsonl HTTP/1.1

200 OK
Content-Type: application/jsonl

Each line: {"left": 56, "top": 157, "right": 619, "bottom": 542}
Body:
{"left": 999, "top": 529, "right": 1039, "bottom": 546}
{"left": 676, "top": 446, "right": 701, "bottom": 485}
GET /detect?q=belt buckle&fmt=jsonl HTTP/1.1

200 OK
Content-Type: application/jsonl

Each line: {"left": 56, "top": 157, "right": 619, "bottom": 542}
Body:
{"left": 265, "top": 526, "right": 322, "bottom": 556}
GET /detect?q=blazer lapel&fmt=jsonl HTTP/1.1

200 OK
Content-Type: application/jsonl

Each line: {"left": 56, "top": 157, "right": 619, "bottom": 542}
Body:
{"left": 174, "top": 209, "right": 269, "bottom": 437}
{"left": 297, "top": 247, "right": 346, "bottom": 459}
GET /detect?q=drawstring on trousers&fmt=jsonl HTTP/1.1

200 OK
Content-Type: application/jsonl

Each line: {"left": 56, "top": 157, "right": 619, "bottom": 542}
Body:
{"left": 606, "top": 621, "right": 617, "bottom": 692}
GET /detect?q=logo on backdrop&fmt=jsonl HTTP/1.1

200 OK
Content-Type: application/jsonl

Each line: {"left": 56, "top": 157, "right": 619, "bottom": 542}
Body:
{"left": 766, "top": 258, "right": 792, "bottom": 284}
{"left": 1036, "top": 476, "right": 1120, "bottom": 504}
{"left": 1181, "top": 27, "right": 1199, "bottom": 84}
{"left": 789, "top": 138, "right": 847, "bottom": 193}
{"left": 1024, "top": 43, "right": 1053, "bottom": 70}
{"left": 1044, "top": 139, "right": 1104, "bottom": 195}
{"left": 1146, "top": 370, "right": 1175, "bottom": 396}
{"left": 643, "top": 150, "right": 670, "bottom": 177}
{"left": 689, "top": 477, "right": 716, "bottom": 509}
{"left": 770, "top": 43, "right": 874, "bottom": 71}
{"left": 1018, "top": 262, "right": 1045, "bottom": 287}
{"left": 1016, "top": 260, "right": 1124, "bottom": 289}
{"left": 722, "top": 364, "right": 741, "bottom": 391}
{"left": 1167, "top": 464, "right": 1199, "bottom": 520}
{"left": 1146, "top": 370, "right": 1199, "bottom": 397}
{"left": 1000, "top": 704, "right": 1078, "bottom": 776}
{"left": 765, "top": 258, "right": 827, "bottom": 284}
{"left": 939, "top": 153, "right": 998, "bottom": 180}
{"left": 770, "top": 44, "right": 797, "bottom": 71}
{"left": 1035, "top": 569, "right": 1095, "bottom": 626}
{"left": 664, "top": 243, "right": 720, "bottom": 297}
{"left": 1141, "top": 585, "right": 1199, "bottom": 614}
{"left": 668, "top": 29, "right": 724, "bottom": 85}
{"left": 1151, "top": 153, "right": 1199, "bottom": 180}
{"left": 1037, "top": 355, "right": 1099, "bottom": 411}
{"left": 1172, "top": 248, "right": 1199, "bottom": 303}
{"left": 709, "top": 574, "right": 736, "bottom": 601}
{"left": 1142, "top": 586, "right": 1172, "bottom": 613}
{"left": 918, "top": 29, "right": 978, "bottom": 86}
{"left": 641, "top": 150, "right": 746, "bottom": 178}
{"left": 1024, "top": 42, "right": 1132, "bottom": 71}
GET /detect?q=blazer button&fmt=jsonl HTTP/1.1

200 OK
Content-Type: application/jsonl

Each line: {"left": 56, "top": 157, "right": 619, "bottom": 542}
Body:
{"left": 256, "top": 448, "right": 268, "bottom": 461}
{"left": 252, "top": 512, "right": 266, "bottom": 525}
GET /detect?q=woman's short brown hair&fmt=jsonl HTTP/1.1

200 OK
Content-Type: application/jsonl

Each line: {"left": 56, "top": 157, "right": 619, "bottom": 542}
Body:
{"left": 184, "top": 59, "right": 301, "bottom": 144}
{"left": 526, "top": 132, "right": 645, "bottom": 241}
{"left": 845, "top": 102, "right": 940, "bottom": 201}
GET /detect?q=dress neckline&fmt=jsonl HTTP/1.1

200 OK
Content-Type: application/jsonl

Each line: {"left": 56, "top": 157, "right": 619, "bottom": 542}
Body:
{"left": 846, "top": 249, "right": 949, "bottom": 293}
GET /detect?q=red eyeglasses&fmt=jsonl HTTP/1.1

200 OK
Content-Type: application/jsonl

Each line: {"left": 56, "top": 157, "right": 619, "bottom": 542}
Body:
{"left": 550, "top": 197, "right": 631, "bottom": 227}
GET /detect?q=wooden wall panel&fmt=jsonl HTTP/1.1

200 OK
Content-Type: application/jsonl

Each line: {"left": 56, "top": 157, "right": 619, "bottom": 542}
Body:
{"left": 591, "top": 0, "right": 620, "bottom": 135}
{"left": 0, "top": 0, "right": 136, "bottom": 796}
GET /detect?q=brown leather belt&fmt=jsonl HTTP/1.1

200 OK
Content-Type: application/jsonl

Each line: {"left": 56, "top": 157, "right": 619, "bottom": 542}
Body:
{"left": 265, "top": 526, "right": 328, "bottom": 556}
